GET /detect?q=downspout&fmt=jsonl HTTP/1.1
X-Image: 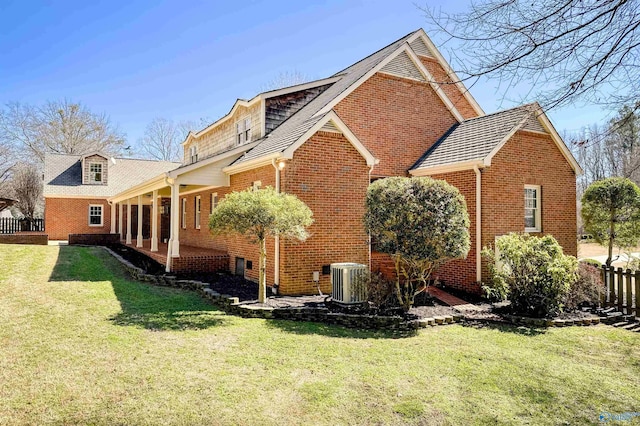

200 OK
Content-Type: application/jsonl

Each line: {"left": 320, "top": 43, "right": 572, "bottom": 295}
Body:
{"left": 271, "top": 159, "right": 281, "bottom": 294}
{"left": 368, "top": 164, "right": 375, "bottom": 272}
{"left": 473, "top": 165, "right": 482, "bottom": 283}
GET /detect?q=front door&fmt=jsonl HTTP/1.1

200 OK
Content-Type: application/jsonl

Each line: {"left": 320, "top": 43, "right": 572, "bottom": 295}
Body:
{"left": 160, "top": 199, "right": 171, "bottom": 242}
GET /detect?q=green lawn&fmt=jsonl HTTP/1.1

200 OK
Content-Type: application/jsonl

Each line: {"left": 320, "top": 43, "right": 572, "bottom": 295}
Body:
{"left": 1, "top": 244, "right": 639, "bottom": 426}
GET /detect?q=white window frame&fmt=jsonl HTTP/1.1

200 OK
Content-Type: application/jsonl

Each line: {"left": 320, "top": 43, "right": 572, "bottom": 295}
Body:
{"left": 189, "top": 145, "right": 198, "bottom": 164}
{"left": 88, "top": 204, "right": 103, "bottom": 227}
{"left": 211, "top": 192, "right": 218, "bottom": 213}
{"left": 195, "top": 196, "right": 201, "bottom": 230}
{"left": 524, "top": 185, "right": 542, "bottom": 233}
{"left": 89, "top": 162, "right": 103, "bottom": 183}
{"left": 236, "top": 117, "right": 251, "bottom": 145}
{"left": 181, "top": 198, "right": 187, "bottom": 229}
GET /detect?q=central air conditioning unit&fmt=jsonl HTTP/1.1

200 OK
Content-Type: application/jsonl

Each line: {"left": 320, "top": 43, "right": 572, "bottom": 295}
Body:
{"left": 330, "top": 263, "right": 367, "bottom": 304}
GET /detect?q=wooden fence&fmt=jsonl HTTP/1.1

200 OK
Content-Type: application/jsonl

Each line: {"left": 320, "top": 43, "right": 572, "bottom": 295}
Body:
{"left": 0, "top": 218, "right": 44, "bottom": 234}
{"left": 602, "top": 266, "right": 639, "bottom": 319}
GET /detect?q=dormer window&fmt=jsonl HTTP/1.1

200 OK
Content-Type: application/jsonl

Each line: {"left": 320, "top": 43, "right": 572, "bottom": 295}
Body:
{"left": 236, "top": 118, "right": 251, "bottom": 145}
{"left": 89, "top": 163, "right": 102, "bottom": 183}
{"left": 189, "top": 145, "right": 198, "bottom": 164}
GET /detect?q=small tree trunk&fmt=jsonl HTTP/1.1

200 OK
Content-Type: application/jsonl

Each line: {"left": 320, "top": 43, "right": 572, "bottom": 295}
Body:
{"left": 393, "top": 255, "right": 404, "bottom": 307}
{"left": 607, "top": 215, "right": 615, "bottom": 267}
{"left": 259, "top": 237, "right": 267, "bottom": 303}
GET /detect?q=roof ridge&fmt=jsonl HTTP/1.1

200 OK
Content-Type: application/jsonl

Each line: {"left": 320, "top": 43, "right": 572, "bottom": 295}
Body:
{"left": 461, "top": 102, "right": 538, "bottom": 123}
{"left": 331, "top": 29, "right": 419, "bottom": 77}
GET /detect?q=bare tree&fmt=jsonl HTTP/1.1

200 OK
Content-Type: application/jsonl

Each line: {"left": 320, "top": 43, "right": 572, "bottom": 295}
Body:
{"left": 10, "top": 163, "right": 43, "bottom": 220}
{"left": 135, "top": 117, "right": 202, "bottom": 162}
{"left": 423, "top": 1, "right": 640, "bottom": 110}
{"left": 0, "top": 99, "right": 125, "bottom": 163}
{"left": 260, "top": 70, "right": 311, "bottom": 92}
{"left": 0, "top": 138, "right": 15, "bottom": 184}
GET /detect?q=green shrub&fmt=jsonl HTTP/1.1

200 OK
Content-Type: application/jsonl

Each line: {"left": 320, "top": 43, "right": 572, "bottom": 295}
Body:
{"left": 487, "top": 233, "right": 578, "bottom": 318}
{"left": 564, "top": 263, "right": 604, "bottom": 310}
{"left": 580, "top": 258, "right": 603, "bottom": 268}
{"left": 353, "top": 271, "right": 398, "bottom": 311}
{"left": 364, "top": 177, "right": 470, "bottom": 311}
{"left": 480, "top": 248, "right": 509, "bottom": 302}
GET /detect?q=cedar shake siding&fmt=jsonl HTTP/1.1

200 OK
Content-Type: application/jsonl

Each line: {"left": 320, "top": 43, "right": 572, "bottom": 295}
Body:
{"left": 265, "top": 84, "right": 333, "bottom": 135}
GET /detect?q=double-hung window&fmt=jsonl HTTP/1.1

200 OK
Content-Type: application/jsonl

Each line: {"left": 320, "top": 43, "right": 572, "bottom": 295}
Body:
{"left": 181, "top": 198, "right": 187, "bottom": 229}
{"left": 211, "top": 193, "right": 218, "bottom": 213}
{"left": 189, "top": 145, "right": 198, "bottom": 164}
{"left": 89, "top": 205, "right": 103, "bottom": 226}
{"left": 236, "top": 118, "right": 251, "bottom": 145}
{"left": 89, "top": 163, "right": 102, "bottom": 183}
{"left": 195, "top": 196, "right": 201, "bottom": 230}
{"left": 524, "top": 185, "right": 541, "bottom": 232}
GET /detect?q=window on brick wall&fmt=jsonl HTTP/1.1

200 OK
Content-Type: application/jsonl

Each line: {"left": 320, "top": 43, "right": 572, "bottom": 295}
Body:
{"left": 181, "top": 198, "right": 187, "bottom": 229}
{"left": 89, "top": 163, "right": 103, "bottom": 183}
{"left": 195, "top": 196, "right": 201, "bottom": 230}
{"left": 88, "top": 205, "right": 103, "bottom": 226}
{"left": 524, "top": 185, "right": 541, "bottom": 233}
{"left": 211, "top": 192, "right": 218, "bottom": 213}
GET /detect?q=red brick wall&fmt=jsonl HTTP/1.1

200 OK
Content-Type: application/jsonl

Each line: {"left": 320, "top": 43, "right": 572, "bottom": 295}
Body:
{"left": 429, "top": 170, "right": 478, "bottom": 292}
{"left": 334, "top": 72, "right": 458, "bottom": 177}
{"left": 45, "top": 198, "right": 113, "bottom": 240}
{"left": 418, "top": 56, "right": 479, "bottom": 120}
{"left": 481, "top": 130, "right": 578, "bottom": 279}
{"left": 280, "top": 131, "right": 370, "bottom": 295}
{"left": 370, "top": 171, "right": 479, "bottom": 293}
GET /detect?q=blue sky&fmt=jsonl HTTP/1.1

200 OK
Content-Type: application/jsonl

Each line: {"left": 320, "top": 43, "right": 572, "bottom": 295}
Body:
{"left": 0, "top": 0, "right": 609, "bottom": 148}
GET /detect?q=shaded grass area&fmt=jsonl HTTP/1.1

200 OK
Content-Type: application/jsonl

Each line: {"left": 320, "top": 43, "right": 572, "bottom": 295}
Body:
{"left": 1, "top": 244, "right": 639, "bottom": 425}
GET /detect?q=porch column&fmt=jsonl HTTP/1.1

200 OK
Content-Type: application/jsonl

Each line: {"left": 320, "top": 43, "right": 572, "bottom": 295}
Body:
{"left": 118, "top": 202, "right": 123, "bottom": 239}
{"left": 126, "top": 199, "right": 132, "bottom": 245}
{"left": 166, "top": 181, "right": 180, "bottom": 273}
{"left": 110, "top": 202, "right": 116, "bottom": 234}
{"left": 136, "top": 195, "right": 143, "bottom": 247}
{"left": 151, "top": 190, "right": 158, "bottom": 252}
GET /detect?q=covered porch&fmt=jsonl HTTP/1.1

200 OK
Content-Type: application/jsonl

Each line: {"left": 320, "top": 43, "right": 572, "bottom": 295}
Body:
{"left": 107, "top": 144, "right": 254, "bottom": 273}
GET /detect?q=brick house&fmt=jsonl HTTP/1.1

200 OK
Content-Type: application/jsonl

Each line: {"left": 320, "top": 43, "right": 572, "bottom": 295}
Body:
{"left": 44, "top": 29, "right": 582, "bottom": 295}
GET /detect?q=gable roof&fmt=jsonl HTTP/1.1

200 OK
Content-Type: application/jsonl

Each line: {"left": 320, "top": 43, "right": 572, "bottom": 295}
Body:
{"left": 232, "top": 29, "right": 470, "bottom": 167}
{"left": 410, "top": 103, "right": 582, "bottom": 175}
{"left": 44, "top": 153, "right": 180, "bottom": 198}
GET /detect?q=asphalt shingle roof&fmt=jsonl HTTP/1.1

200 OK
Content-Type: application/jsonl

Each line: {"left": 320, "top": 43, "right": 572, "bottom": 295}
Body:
{"left": 233, "top": 30, "right": 419, "bottom": 165}
{"left": 43, "top": 153, "right": 180, "bottom": 197}
{"left": 411, "top": 104, "right": 537, "bottom": 170}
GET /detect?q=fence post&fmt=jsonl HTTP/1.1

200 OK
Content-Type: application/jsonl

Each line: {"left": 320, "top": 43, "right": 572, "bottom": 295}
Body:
{"left": 617, "top": 267, "right": 624, "bottom": 311}
{"left": 625, "top": 269, "right": 633, "bottom": 315}
{"left": 635, "top": 270, "right": 640, "bottom": 318}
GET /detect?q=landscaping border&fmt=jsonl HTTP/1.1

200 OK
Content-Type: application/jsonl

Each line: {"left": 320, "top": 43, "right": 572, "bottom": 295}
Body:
{"left": 102, "top": 246, "right": 461, "bottom": 332}
{"left": 101, "top": 246, "right": 639, "bottom": 331}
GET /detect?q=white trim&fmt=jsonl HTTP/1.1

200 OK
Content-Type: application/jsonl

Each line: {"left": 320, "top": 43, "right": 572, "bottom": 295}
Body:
{"left": 88, "top": 204, "right": 103, "bottom": 227}
{"left": 108, "top": 172, "right": 170, "bottom": 204}
{"left": 223, "top": 152, "right": 282, "bottom": 175}
{"left": 409, "top": 30, "right": 485, "bottom": 117}
{"left": 282, "top": 111, "right": 378, "bottom": 166}
{"left": 473, "top": 166, "right": 482, "bottom": 283}
{"left": 315, "top": 44, "right": 464, "bottom": 122}
{"left": 45, "top": 195, "right": 110, "bottom": 200}
{"left": 178, "top": 185, "right": 221, "bottom": 197}
{"left": 409, "top": 160, "right": 484, "bottom": 176}
{"left": 484, "top": 113, "right": 533, "bottom": 166}
{"left": 169, "top": 142, "right": 259, "bottom": 178}
{"left": 195, "top": 195, "right": 201, "bottom": 230}
{"left": 181, "top": 198, "right": 187, "bottom": 229}
{"left": 524, "top": 184, "right": 542, "bottom": 233}
{"left": 534, "top": 107, "right": 583, "bottom": 175}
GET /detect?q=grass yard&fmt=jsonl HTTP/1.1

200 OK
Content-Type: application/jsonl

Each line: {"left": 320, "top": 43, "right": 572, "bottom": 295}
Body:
{"left": 1, "top": 244, "right": 639, "bottom": 425}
